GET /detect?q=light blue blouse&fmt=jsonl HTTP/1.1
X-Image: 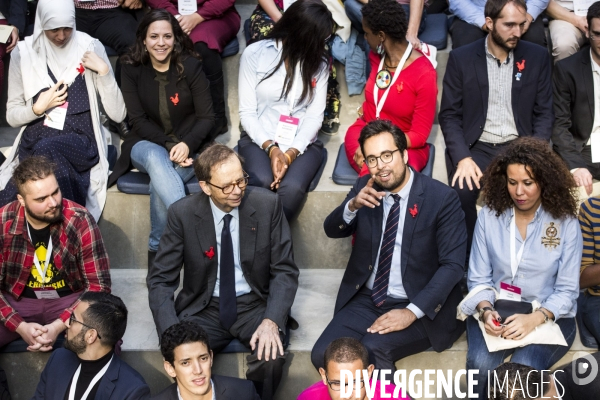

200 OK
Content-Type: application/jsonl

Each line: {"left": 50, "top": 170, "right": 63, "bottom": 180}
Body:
{"left": 462, "top": 205, "right": 581, "bottom": 320}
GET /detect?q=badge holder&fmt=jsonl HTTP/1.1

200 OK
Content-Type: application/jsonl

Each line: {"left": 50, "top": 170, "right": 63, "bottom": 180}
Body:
{"left": 274, "top": 64, "right": 302, "bottom": 151}
{"left": 43, "top": 102, "right": 68, "bottom": 131}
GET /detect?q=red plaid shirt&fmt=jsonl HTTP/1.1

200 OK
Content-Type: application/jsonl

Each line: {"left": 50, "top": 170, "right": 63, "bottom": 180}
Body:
{"left": 0, "top": 199, "right": 111, "bottom": 331}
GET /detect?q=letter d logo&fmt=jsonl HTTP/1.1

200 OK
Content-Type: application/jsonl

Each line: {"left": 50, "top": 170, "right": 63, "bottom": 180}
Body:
{"left": 571, "top": 352, "right": 598, "bottom": 386}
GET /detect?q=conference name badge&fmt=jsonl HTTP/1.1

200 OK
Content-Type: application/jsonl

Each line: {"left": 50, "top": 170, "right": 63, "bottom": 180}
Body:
{"left": 274, "top": 115, "right": 299, "bottom": 147}
{"left": 34, "top": 288, "right": 60, "bottom": 300}
{"left": 498, "top": 282, "right": 522, "bottom": 302}
{"left": 43, "top": 102, "right": 68, "bottom": 131}
{"left": 178, "top": 0, "right": 198, "bottom": 15}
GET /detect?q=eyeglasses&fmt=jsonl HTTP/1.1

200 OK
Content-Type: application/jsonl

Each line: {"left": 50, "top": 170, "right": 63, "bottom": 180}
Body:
{"left": 365, "top": 149, "right": 400, "bottom": 168}
{"left": 206, "top": 173, "right": 250, "bottom": 194}
{"left": 325, "top": 373, "right": 366, "bottom": 391}
{"left": 69, "top": 314, "right": 102, "bottom": 339}
{"left": 590, "top": 33, "right": 600, "bottom": 41}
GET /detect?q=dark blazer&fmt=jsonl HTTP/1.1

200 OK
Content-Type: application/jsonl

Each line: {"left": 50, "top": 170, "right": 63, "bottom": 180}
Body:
{"left": 439, "top": 38, "right": 553, "bottom": 171}
{"left": 324, "top": 172, "right": 467, "bottom": 352}
{"left": 151, "top": 375, "right": 260, "bottom": 400}
{"left": 108, "top": 56, "right": 215, "bottom": 186}
{"left": 147, "top": 186, "right": 299, "bottom": 336}
{"left": 32, "top": 348, "right": 150, "bottom": 400}
{"left": 552, "top": 47, "right": 595, "bottom": 170}
{"left": 0, "top": 0, "right": 27, "bottom": 36}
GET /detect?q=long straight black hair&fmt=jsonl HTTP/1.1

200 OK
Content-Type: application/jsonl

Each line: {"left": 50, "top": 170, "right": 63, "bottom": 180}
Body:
{"left": 262, "top": 0, "right": 333, "bottom": 106}
{"left": 121, "top": 9, "right": 199, "bottom": 80}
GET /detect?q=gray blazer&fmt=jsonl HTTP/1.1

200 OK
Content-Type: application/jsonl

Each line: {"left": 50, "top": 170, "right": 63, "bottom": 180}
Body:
{"left": 147, "top": 186, "right": 299, "bottom": 336}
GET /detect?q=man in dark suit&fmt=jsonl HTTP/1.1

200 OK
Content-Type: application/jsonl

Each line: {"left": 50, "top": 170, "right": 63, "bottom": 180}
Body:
{"left": 311, "top": 120, "right": 467, "bottom": 371}
{"left": 152, "top": 320, "right": 260, "bottom": 400}
{"left": 32, "top": 292, "right": 150, "bottom": 400}
{"left": 147, "top": 143, "right": 299, "bottom": 400}
{"left": 439, "top": 0, "right": 553, "bottom": 252}
{"left": 552, "top": 3, "right": 600, "bottom": 196}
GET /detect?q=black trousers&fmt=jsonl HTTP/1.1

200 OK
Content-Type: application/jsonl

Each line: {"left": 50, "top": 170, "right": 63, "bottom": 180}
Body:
{"left": 75, "top": 7, "right": 140, "bottom": 86}
{"left": 448, "top": 140, "right": 510, "bottom": 253}
{"left": 311, "top": 288, "right": 432, "bottom": 372}
{"left": 450, "top": 16, "right": 547, "bottom": 49}
{"left": 237, "top": 133, "right": 324, "bottom": 221}
{"left": 194, "top": 42, "right": 227, "bottom": 137}
{"left": 187, "top": 292, "right": 286, "bottom": 400}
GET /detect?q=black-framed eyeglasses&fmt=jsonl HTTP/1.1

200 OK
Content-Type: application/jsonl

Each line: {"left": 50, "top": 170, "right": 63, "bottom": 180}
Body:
{"left": 324, "top": 373, "right": 366, "bottom": 391}
{"left": 206, "top": 173, "right": 250, "bottom": 194}
{"left": 365, "top": 149, "right": 400, "bottom": 168}
{"left": 69, "top": 314, "right": 102, "bottom": 339}
{"left": 590, "top": 33, "right": 600, "bottom": 41}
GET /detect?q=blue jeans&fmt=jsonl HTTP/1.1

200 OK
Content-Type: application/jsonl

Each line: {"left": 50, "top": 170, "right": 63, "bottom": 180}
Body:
{"left": 581, "top": 292, "right": 600, "bottom": 343}
{"left": 344, "top": 0, "right": 427, "bottom": 35}
{"left": 130, "top": 141, "right": 196, "bottom": 251}
{"left": 466, "top": 316, "right": 576, "bottom": 399}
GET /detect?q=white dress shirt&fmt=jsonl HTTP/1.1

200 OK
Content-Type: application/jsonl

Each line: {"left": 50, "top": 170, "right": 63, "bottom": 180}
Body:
{"left": 238, "top": 39, "right": 329, "bottom": 153}
{"left": 342, "top": 171, "right": 425, "bottom": 318}
{"left": 209, "top": 199, "right": 252, "bottom": 297}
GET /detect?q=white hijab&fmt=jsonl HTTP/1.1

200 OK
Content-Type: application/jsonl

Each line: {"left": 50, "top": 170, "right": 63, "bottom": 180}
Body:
{"left": 16, "top": 0, "right": 94, "bottom": 101}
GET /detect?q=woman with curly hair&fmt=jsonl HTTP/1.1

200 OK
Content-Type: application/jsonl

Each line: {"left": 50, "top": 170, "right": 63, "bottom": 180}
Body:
{"left": 344, "top": 0, "right": 436, "bottom": 176}
{"left": 109, "top": 9, "right": 214, "bottom": 264}
{"left": 460, "top": 137, "right": 581, "bottom": 398}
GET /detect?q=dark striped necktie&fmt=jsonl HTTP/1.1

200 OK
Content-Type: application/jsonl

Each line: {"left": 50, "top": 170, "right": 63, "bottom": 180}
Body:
{"left": 372, "top": 194, "right": 401, "bottom": 307}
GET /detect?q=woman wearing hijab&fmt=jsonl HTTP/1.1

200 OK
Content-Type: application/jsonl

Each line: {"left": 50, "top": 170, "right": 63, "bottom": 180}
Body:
{"left": 0, "top": 0, "right": 126, "bottom": 221}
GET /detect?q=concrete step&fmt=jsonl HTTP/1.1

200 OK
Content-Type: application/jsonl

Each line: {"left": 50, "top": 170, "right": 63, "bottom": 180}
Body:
{"left": 1, "top": 269, "right": 595, "bottom": 400}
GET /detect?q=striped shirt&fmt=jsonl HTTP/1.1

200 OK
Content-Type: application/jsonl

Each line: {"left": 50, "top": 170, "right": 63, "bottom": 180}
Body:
{"left": 479, "top": 36, "right": 519, "bottom": 144}
{"left": 75, "top": 0, "right": 119, "bottom": 11}
{"left": 579, "top": 197, "right": 600, "bottom": 295}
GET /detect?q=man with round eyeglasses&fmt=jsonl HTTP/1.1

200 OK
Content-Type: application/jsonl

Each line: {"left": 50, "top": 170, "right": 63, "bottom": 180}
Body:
{"left": 147, "top": 143, "right": 298, "bottom": 400}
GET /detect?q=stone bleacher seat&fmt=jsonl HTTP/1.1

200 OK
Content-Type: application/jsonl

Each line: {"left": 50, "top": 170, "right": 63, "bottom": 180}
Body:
{"left": 104, "top": 37, "right": 239, "bottom": 59}
{"left": 117, "top": 146, "right": 328, "bottom": 197}
{"left": 332, "top": 143, "right": 435, "bottom": 185}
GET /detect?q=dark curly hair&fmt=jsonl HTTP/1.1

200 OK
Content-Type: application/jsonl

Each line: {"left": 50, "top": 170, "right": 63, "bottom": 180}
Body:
{"left": 481, "top": 138, "right": 578, "bottom": 219}
{"left": 121, "top": 9, "right": 199, "bottom": 80}
{"left": 362, "top": 0, "right": 409, "bottom": 42}
{"left": 160, "top": 320, "right": 211, "bottom": 365}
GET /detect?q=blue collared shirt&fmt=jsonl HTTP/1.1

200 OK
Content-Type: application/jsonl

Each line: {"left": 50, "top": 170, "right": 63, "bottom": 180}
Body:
{"left": 343, "top": 170, "right": 425, "bottom": 318}
{"left": 464, "top": 206, "right": 581, "bottom": 320}
{"left": 209, "top": 199, "right": 252, "bottom": 297}
{"left": 449, "top": 0, "right": 549, "bottom": 28}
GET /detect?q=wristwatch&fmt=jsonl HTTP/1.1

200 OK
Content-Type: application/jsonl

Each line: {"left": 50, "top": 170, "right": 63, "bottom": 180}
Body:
{"left": 264, "top": 141, "right": 278, "bottom": 156}
{"left": 478, "top": 306, "right": 495, "bottom": 322}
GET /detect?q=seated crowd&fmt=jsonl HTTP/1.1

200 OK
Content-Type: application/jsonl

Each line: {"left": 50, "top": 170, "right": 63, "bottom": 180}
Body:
{"left": 2, "top": 0, "right": 600, "bottom": 399}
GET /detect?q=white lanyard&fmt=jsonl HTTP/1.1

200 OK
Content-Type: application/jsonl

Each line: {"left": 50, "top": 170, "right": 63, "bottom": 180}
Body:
{"left": 509, "top": 209, "right": 525, "bottom": 283}
{"left": 373, "top": 43, "right": 413, "bottom": 119}
{"left": 27, "top": 224, "right": 53, "bottom": 285}
{"left": 286, "top": 63, "right": 301, "bottom": 116}
{"left": 68, "top": 356, "right": 113, "bottom": 400}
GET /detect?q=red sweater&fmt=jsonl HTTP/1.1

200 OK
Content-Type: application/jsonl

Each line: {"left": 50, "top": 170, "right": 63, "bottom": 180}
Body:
{"left": 345, "top": 51, "right": 437, "bottom": 175}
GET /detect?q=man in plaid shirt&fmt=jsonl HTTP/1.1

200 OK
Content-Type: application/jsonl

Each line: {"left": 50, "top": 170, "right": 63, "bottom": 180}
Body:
{"left": 0, "top": 156, "right": 111, "bottom": 351}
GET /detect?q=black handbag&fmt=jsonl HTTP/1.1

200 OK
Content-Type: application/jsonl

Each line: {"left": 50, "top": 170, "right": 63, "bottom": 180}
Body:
{"left": 494, "top": 299, "right": 533, "bottom": 321}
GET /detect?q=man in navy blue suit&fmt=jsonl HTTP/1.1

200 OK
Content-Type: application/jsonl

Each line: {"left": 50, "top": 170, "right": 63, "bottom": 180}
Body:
{"left": 311, "top": 120, "right": 467, "bottom": 371}
{"left": 439, "top": 0, "right": 553, "bottom": 253}
{"left": 32, "top": 292, "right": 150, "bottom": 400}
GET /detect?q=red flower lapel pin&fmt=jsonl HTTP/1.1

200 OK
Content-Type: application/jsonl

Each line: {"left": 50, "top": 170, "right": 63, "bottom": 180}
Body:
{"left": 170, "top": 93, "right": 179, "bottom": 106}
{"left": 76, "top": 63, "right": 85, "bottom": 76}
{"left": 409, "top": 204, "right": 418, "bottom": 218}
{"left": 515, "top": 59, "right": 525, "bottom": 81}
{"left": 204, "top": 246, "right": 215, "bottom": 260}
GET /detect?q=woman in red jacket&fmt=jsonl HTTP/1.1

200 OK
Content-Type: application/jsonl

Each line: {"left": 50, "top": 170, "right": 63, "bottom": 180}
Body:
{"left": 344, "top": 0, "right": 437, "bottom": 176}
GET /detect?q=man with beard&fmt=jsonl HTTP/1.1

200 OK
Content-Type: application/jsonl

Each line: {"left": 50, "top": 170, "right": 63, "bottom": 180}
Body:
{"left": 147, "top": 144, "right": 298, "bottom": 400}
{"left": 311, "top": 120, "right": 467, "bottom": 371}
{"left": 0, "top": 156, "right": 111, "bottom": 351}
{"left": 439, "top": 0, "right": 553, "bottom": 258}
{"left": 33, "top": 292, "right": 150, "bottom": 399}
